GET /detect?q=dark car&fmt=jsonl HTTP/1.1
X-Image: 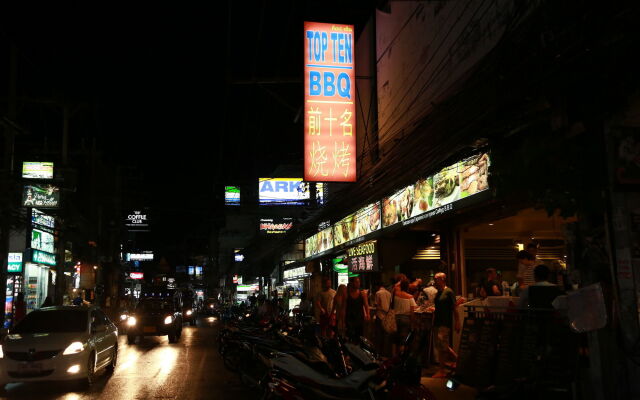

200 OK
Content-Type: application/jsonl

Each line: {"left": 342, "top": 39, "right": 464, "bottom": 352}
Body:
{"left": 126, "top": 295, "right": 183, "bottom": 344}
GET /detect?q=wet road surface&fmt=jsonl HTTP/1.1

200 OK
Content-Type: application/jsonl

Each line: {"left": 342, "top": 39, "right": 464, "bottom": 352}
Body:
{"left": 0, "top": 317, "right": 255, "bottom": 400}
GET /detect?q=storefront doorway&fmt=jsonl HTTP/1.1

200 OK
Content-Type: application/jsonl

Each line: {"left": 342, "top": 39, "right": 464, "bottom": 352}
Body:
{"left": 460, "top": 208, "right": 575, "bottom": 299}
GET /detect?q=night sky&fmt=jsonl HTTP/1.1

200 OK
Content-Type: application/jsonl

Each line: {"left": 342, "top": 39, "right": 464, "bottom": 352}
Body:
{"left": 0, "top": 1, "right": 372, "bottom": 255}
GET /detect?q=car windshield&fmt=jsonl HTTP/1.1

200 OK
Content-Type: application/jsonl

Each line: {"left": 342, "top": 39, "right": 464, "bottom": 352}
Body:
{"left": 137, "top": 299, "right": 172, "bottom": 312}
{"left": 12, "top": 310, "right": 88, "bottom": 333}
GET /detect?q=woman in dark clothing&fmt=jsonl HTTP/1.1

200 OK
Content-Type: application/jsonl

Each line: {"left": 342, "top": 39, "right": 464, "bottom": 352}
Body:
{"left": 345, "top": 277, "right": 370, "bottom": 341}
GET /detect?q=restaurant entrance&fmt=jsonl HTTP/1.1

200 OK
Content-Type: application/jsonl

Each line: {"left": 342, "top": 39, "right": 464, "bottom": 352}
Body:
{"left": 459, "top": 208, "right": 576, "bottom": 300}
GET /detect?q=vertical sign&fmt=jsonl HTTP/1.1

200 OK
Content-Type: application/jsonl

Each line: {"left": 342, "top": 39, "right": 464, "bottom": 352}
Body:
{"left": 304, "top": 22, "right": 356, "bottom": 182}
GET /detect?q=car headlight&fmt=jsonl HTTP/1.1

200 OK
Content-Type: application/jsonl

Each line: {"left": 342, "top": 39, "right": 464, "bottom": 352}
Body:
{"left": 186, "top": 310, "right": 193, "bottom": 316}
{"left": 120, "top": 314, "right": 128, "bottom": 321}
{"left": 127, "top": 316, "right": 137, "bottom": 326}
{"left": 63, "top": 341, "right": 85, "bottom": 355}
{"left": 164, "top": 316, "right": 173, "bottom": 325}
{"left": 209, "top": 304, "right": 214, "bottom": 308}
{"left": 0, "top": 344, "right": 4, "bottom": 359}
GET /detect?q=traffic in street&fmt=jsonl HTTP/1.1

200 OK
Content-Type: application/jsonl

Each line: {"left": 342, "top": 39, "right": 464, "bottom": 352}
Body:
{"left": 0, "top": 317, "right": 253, "bottom": 400}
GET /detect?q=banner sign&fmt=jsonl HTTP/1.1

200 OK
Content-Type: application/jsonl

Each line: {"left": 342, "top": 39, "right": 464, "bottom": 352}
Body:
{"left": 346, "top": 240, "right": 378, "bottom": 273}
{"left": 305, "top": 226, "right": 334, "bottom": 258}
{"left": 129, "top": 272, "right": 144, "bottom": 280}
{"left": 22, "top": 184, "right": 60, "bottom": 208}
{"left": 31, "top": 229, "right": 55, "bottom": 254}
{"left": 283, "top": 266, "right": 309, "bottom": 280}
{"left": 382, "top": 153, "right": 490, "bottom": 227}
{"left": 32, "top": 249, "right": 56, "bottom": 266}
{"left": 304, "top": 21, "right": 356, "bottom": 182}
{"left": 22, "top": 162, "right": 54, "bottom": 179}
{"left": 260, "top": 217, "right": 293, "bottom": 235}
{"left": 259, "top": 178, "right": 310, "bottom": 205}
{"left": 32, "top": 209, "right": 55, "bottom": 230}
{"left": 333, "top": 202, "right": 381, "bottom": 247}
{"left": 8, "top": 253, "right": 23, "bottom": 273}
{"left": 225, "top": 186, "right": 241, "bottom": 205}
{"left": 127, "top": 252, "right": 153, "bottom": 261}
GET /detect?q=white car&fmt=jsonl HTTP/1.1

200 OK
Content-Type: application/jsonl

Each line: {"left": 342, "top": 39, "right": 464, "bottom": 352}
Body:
{"left": 0, "top": 306, "right": 118, "bottom": 387}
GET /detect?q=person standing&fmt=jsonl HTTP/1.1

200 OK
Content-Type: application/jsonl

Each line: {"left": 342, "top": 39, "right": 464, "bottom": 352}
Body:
{"left": 332, "top": 284, "right": 347, "bottom": 337}
{"left": 432, "top": 272, "right": 460, "bottom": 378}
{"left": 14, "top": 292, "right": 26, "bottom": 327}
{"left": 345, "top": 277, "right": 370, "bottom": 341}
{"left": 374, "top": 281, "right": 392, "bottom": 354}
{"left": 516, "top": 250, "right": 537, "bottom": 292}
{"left": 518, "top": 265, "right": 564, "bottom": 308}
{"left": 392, "top": 280, "right": 417, "bottom": 356}
{"left": 315, "top": 277, "right": 336, "bottom": 338}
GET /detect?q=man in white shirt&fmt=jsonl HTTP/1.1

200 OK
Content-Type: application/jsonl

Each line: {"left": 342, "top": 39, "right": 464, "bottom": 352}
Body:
{"left": 374, "top": 280, "right": 392, "bottom": 356}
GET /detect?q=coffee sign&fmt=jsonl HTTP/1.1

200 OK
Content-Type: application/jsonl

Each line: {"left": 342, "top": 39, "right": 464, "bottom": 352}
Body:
{"left": 125, "top": 211, "right": 149, "bottom": 228}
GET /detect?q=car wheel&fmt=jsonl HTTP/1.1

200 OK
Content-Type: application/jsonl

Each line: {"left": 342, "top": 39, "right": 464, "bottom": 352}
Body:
{"left": 127, "top": 335, "right": 136, "bottom": 344}
{"left": 106, "top": 346, "right": 117, "bottom": 373}
{"left": 85, "top": 351, "right": 96, "bottom": 386}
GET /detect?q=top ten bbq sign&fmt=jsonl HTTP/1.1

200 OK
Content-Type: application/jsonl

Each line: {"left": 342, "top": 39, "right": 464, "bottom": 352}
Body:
{"left": 304, "top": 22, "right": 356, "bottom": 182}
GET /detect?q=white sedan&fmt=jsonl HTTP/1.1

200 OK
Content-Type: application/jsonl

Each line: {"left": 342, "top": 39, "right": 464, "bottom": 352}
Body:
{"left": 0, "top": 306, "right": 118, "bottom": 387}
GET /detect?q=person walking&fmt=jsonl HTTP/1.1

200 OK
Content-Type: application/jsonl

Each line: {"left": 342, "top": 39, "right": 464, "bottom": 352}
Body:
{"left": 345, "top": 277, "right": 370, "bottom": 342}
{"left": 315, "top": 277, "right": 336, "bottom": 338}
{"left": 432, "top": 272, "right": 460, "bottom": 378}
{"left": 374, "top": 280, "right": 392, "bottom": 355}
{"left": 332, "top": 284, "right": 348, "bottom": 337}
{"left": 392, "top": 280, "right": 417, "bottom": 357}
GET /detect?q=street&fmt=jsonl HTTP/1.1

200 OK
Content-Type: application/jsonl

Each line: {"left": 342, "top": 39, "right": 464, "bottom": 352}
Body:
{"left": 0, "top": 318, "right": 254, "bottom": 400}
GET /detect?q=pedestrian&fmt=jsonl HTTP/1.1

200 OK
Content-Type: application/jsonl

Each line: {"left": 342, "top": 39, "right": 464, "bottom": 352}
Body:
{"left": 299, "top": 292, "right": 312, "bottom": 316}
{"left": 314, "top": 277, "right": 336, "bottom": 338}
{"left": 332, "top": 284, "right": 347, "bottom": 337}
{"left": 432, "top": 272, "right": 461, "bottom": 378}
{"left": 393, "top": 273, "right": 409, "bottom": 296}
{"left": 374, "top": 280, "right": 392, "bottom": 355}
{"left": 345, "top": 277, "right": 370, "bottom": 342}
{"left": 479, "top": 268, "right": 502, "bottom": 298}
{"left": 392, "top": 280, "right": 416, "bottom": 357}
{"left": 516, "top": 250, "right": 537, "bottom": 292}
{"left": 14, "top": 292, "right": 26, "bottom": 327}
{"left": 408, "top": 278, "right": 423, "bottom": 300}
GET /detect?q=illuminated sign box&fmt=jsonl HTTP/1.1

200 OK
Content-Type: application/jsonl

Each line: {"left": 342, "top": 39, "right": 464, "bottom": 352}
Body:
{"left": 130, "top": 272, "right": 144, "bottom": 280}
{"left": 259, "top": 218, "right": 293, "bottom": 235}
{"left": 22, "top": 162, "right": 54, "bottom": 179}
{"left": 304, "top": 226, "right": 334, "bottom": 258}
{"left": 127, "top": 252, "right": 154, "bottom": 261}
{"left": 31, "top": 229, "right": 55, "bottom": 254}
{"left": 22, "top": 184, "right": 60, "bottom": 208}
{"left": 32, "top": 209, "right": 55, "bottom": 229}
{"left": 32, "top": 249, "right": 56, "bottom": 266}
{"left": 8, "top": 253, "right": 23, "bottom": 273}
{"left": 283, "top": 266, "right": 309, "bottom": 280}
{"left": 125, "top": 211, "right": 149, "bottom": 228}
{"left": 225, "top": 186, "right": 240, "bottom": 205}
{"left": 304, "top": 22, "right": 356, "bottom": 182}
{"left": 346, "top": 240, "right": 378, "bottom": 273}
{"left": 333, "top": 202, "right": 381, "bottom": 247}
{"left": 259, "top": 178, "right": 310, "bottom": 205}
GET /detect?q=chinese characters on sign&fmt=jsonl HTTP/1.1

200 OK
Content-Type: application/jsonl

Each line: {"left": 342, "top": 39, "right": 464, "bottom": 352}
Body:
{"left": 304, "top": 22, "right": 356, "bottom": 182}
{"left": 346, "top": 240, "right": 378, "bottom": 273}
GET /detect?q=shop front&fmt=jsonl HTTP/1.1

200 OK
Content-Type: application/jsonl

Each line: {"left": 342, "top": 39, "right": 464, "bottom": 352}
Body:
{"left": 282, "top": 265, "right": 310, "bottom": 311}
{"left": 24, "top": 260, "right": 51, "bottom": 313}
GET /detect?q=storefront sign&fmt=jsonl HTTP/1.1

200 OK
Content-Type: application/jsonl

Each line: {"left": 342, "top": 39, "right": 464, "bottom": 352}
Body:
{"left": 259, "top": 178, "right": 310, "bottom": 205}
{"left": 22, "top": 162, "right": 54, "bottom": 179}
{"left": 260, "top": 218, "right": 294, "bottom": 235}
{"left": 127, "top": 252, "right": 153, "bottom": 261}
{"left": 32, "top": 249, "right": 56, "bottom": 266}
{"left": 32, "top": 209, "right": 55, "bottom": 229}
{"left": 346, "top": 240, "right": 378, "bottom": 273}
{"left": 237, "top": 284, "right": 259, "bottom": 292}
{"left": 129, "top": 272, "right": 144, "bottom": 280}
{"left": 7, "top": 253, "right": 23, "bottom": 273}
{"left": 333, "top": 202, "right": 381, "bottom": 246}
{"left": 125, "top": 210, "right": 149, "bottom": 228}
{"left": 22, "top": 184, "right": 60, "bottom": 208}
{"left": 304, "top": 21, "right": 356, "bottom": 182}
{"left": 382, "top": 153, "right": 489, "bottom": 227}
{"left": 283, "top": 266, "right": 309, "bottom": 280}
{"left": 31, "top": 228, "right": 55, "bottom": 254}
{"left": 225, "top": 186, "right": 241, "bottom": 205}
{"left": 304, "top": 226, "right": 334, "bottom": 258}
